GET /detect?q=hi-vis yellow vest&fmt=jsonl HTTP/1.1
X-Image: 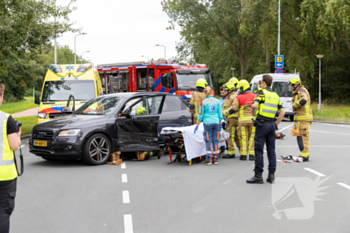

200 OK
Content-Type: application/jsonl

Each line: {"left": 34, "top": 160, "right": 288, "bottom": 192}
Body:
{"left": 257, "top": 90, "right": 280, "bottom": 118}
{"left": 0, "top": 111, "right": 17, "bottom": 181}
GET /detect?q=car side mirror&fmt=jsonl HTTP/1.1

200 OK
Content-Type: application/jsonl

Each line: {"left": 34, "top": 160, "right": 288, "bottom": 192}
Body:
{"left": 34, "top": 94, "right": 40, "bottom": 105}
{"left": 122, "top": 108, "right": 131, "bottom": 118}
{"left": 61, "top": 107, "right": 73, "bottom": 114}
{"left": 66, "top": 94, "right": 75, "bottom": 112}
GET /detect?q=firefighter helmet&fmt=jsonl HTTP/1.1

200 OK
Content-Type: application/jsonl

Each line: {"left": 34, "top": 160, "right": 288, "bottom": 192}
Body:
{"left": 223, "top": 82, "right": 236, "bottom": 91}
{"left": 196, "top": 78, "right": 208, "bottom": 88}
{"left": 229, "top": 77, "right": 239, "bottom": 87}
{"left": 136, "top": 106, "right": 147, "bottom": 115}
{"left": 237, "top": 80, "right": 250, "bottom": 92}
{"left": 288, "top": 77, "right": 301, "bottom": 86}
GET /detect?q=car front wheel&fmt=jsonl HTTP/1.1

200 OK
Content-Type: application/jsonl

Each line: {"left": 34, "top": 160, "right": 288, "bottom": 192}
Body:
{"left": 82, "top": 134, "right": 111, "bottom": 165}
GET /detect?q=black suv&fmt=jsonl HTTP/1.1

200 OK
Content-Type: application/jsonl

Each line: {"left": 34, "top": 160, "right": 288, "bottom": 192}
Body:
{"left": 29, "top": 92, "right": 192, "bottom": 165}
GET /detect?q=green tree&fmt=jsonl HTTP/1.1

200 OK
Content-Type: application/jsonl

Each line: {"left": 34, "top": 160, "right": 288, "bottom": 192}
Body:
{"left": 0, "top": 0, "right": 78, "bottom": 101}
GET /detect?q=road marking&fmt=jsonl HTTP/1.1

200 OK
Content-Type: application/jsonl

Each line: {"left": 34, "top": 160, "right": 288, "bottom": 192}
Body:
{"left": 124, "top": 214, "right": 134, "bottom": 233}
{"left": 311, "top": 130, "right": 350, "bottom": 136}
{"left": 123, "top": 190, "right": 130, "bottom": 204}
{"left": 122, "top": 174, "right": 128, "bottom": 183}
{"left": 304, "top": 168, "right": 325, "bottom": 177}
{"left": 279, "top": 123, "right": 294, "bottom": 132}
{"left": 121, "top": 163, "right": 126, "bottom": 169}
{"left": 276, "top": 145, "right": 350, "bottom": 148}
{"left": 337, "top": 183, "right": 350, "bottom": 190}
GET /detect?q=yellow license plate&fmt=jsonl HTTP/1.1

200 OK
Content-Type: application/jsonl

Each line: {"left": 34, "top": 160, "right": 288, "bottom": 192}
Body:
{"left": 34, "top": 140, "right": 47, "bottom": 147}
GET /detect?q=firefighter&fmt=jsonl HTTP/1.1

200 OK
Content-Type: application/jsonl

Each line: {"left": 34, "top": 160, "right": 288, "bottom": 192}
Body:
{"left": 289, "top": 77, "right": 313, "bottom": 161}
{"left": 229, "top": 80, "right": 256, "bottom": 161}
{"left": 222, "top": 82, "right": 240, "bottom": 158}
{"left": 247, "top": 75, "right": 285, "bottom": 184}
{"left": 135, "top": 106, "right": 148, "bottom": 160}
{"left": 0, "top": 83, "right": 22, "bottom": 233}
{"left": 189, "top": 79, "right": 207, "bottom": 124}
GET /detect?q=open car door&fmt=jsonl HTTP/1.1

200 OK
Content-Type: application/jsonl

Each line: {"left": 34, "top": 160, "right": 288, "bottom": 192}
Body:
{"left": 116, "top": 95, "right": 164, "bottom": 152}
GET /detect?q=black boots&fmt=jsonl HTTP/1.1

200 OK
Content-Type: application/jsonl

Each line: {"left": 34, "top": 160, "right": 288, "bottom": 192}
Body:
{"left": 240, "top": 156, "right": 247, "bottom": 161}
{"left": 246, "top": 170, "right": 263, "bottom": 184}
{"left": 249, "top": 155, "right": 255, "bottom": 161}
{"left": 266, "top": 172, "right": 275, "bottom": 183}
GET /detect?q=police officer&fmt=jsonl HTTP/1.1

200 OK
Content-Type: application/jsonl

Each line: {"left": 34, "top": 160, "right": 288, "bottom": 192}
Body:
{"left": 189, "top": 79, "right": 207, "bottom": 124}
{"left": 222, "top": 82, "right": 240, "bottom": 158}
{"left": 289, "top": 77, "right": 313, "bottom": 161}
{"left": 0, "top": 83, "right": 22, "bottom": 233}
{"left": 247, "top": 75, "right": 285, "bottom": 184}
{"left": 229, "top": 80, "right": 256, "bottom": 161}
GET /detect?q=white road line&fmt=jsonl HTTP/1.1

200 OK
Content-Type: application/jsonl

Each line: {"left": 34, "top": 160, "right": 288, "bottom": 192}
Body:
{"left": 124, "top": 214, "right": 134, "bottom": 233}
{"left": 337, "top": 183, "right": 350, "bottom": 190}
{"left": 304, "top": 168, "right": 326, "bottom": 177}
{"left": 279, "top": 123, "right": 294, "bottom": 132}
{"left": 276, "top": 145, "right": 350, "bottom": 148}
{"left": 121, "top": 163, "right": 126, "bottom": 169}
{"left": 311, "top": 130, "right": 350, "bottom": 136}
{"left": 123, "top": 190, "right": 130, "bottom": 204}
{"left": 122, "top": 174, "right": 128, "bottom": 183}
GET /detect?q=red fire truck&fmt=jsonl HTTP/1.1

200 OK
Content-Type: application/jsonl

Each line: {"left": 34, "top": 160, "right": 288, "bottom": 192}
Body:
{"left": 96, "top": 61, "right": 214, "bottom": 105}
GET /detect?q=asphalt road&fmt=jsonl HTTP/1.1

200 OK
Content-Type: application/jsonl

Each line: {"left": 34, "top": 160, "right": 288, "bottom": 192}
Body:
{"left": 10, "top": 121, "right": 350, "bottom": 233}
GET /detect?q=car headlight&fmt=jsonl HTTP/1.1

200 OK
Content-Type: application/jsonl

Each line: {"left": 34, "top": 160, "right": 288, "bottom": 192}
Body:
{"left": 58, "top": 129, "right": 81, "bottom": 137}
{"left": 38, "top": 112, "right": 47, "bottom": 119}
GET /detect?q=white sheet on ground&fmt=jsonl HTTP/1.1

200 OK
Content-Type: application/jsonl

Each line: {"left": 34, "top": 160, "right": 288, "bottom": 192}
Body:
{"left": 161, "top": 124, "right": 226, "bottom": 161}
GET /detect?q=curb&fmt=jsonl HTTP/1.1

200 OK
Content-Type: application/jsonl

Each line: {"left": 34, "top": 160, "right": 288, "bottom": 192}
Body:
{"left": 314, "top": 121, "right": 350, "bottom": 125}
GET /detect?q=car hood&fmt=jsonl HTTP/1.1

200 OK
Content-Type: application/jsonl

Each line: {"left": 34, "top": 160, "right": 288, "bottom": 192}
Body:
{"left": 34, "top": 114, "right": 107, "bottom": 131}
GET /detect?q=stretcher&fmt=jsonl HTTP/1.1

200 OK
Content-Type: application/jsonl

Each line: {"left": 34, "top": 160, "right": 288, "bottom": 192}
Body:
{"left": 159, "top": 125, "right": 226, "bottom": 166}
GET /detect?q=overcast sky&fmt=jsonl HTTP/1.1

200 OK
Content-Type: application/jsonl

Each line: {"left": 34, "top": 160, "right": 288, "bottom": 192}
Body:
{"left": 55, "top": 0, "right": 181, "bottom": 66}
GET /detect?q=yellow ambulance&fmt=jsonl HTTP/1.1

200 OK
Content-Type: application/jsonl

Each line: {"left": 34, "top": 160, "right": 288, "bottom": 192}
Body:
{"left": 35, "top": 63, "right": 103, "bottom": 123}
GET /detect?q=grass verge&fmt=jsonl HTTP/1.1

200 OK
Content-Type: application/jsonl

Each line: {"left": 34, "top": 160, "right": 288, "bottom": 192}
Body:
{"left": 311, "top": 103, "right": 350, "bottom": 122}
{"left": 0, "top": 97, "right": 37, "bottom": 114}
{"left": 13, "top": 116, "right": 37, "bottom": 136}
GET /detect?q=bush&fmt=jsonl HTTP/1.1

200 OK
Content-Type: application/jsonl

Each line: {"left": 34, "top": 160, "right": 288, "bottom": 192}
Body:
{"left": 24, "top": 88, "right": 41, "bottom": 97}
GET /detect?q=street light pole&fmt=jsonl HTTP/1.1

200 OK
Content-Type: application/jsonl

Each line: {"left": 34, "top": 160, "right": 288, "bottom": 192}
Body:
{"left": 316, "top": 54, "right": 324, "bottom": 111}
{"left": 141, "top": 55, "right": 149, "bottom": 61}
{"left": 81, "top": 51, "right": 90, "bottom": 64}
{"left": 155, "top": 44, "right": 166, "bottom": 61}
{"left": 231, "top": 67, "right": 235, "bottom": 77}
{"left": 278, "top": 0, "right": 281, "bottom": 55}
{"left": 74, "top": 32, "right": 87, "bottom": 64}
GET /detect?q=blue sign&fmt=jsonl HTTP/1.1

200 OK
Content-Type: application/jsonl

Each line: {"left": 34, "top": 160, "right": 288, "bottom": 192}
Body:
{"left": 275, "top": 68, "right": 283, "bottom": 74}
{"left": 275, "top": 55, "right": 284, "bottom": 69}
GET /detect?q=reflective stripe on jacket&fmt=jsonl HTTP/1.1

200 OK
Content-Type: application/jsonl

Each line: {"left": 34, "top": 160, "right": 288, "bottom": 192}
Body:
{"left": 198, "top": 96, "right": 223, "bottom": 124}
{"left": 0, "top": 111, "right": 17, "bottom": 181}
{"left": 256, "top": 89, "right": 280, "bottom": 118}
{"left": 189, "top": 91, "right": 206, "bottom": 117}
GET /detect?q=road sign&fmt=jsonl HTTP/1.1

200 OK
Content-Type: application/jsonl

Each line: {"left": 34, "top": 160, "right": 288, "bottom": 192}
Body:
{"left": 275, "top": 68, "right": 283, "bottom": 74}
{"left": 275, "top": 55, "right": 284, "bottom": 69}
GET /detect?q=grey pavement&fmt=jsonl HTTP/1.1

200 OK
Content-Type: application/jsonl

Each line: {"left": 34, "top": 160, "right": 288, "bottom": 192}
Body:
{"left": 11, "top": 121, "right": 350, "bottom": 233}
{"left": 12, "top": 107, "right": 38, "bottom": 118}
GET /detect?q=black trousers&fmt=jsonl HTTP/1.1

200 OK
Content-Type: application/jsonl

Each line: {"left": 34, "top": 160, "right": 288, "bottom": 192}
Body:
{"left": 0, "top": 178, "right": 17, "bottom": 233}
{"left": 254, "top": 121, "right": 276, "bottom": 173}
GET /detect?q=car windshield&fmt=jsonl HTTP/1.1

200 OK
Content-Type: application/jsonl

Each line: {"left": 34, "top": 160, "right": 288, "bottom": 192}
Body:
{"left": 75, "top": 97, "right": 121, "bottom": 115}
{"left": 42, "top": 80, "right": 95, "bottom": 101}
{"left": 176, "top": 73, "right": 212, "bottom": 90}
{"left": 272, "top": 82, "right": 293, "bottom": 97}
